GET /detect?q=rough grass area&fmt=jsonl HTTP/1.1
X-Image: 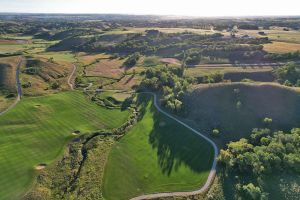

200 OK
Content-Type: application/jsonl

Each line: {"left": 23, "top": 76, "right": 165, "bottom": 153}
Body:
{"left": 20, "top": 57, "right": 73, "bottom": 95}
{"left": 77, "top": 52, "right": 110, "bottom": 66}
{"left": 103, "top": 94, "right": 214, "bottom": 200}
{"left": 263, "top": 41, "right": 300, "bottom": 53}
{"left": 24, "top": 136, "right": 114, "bottom": 200}
{"left": 0, "top": 56, "right": 19, "bottom": 91}
{"left": 224, "top": 71, "right": 275, "bottom": 82}
{"left": 103, "top": 74, "right": 141, "bottom": 91}
{"left": 34, "top": 51, "right": 76, "bottom": 62}
{"left": 0, "top": 91, "right": 130, "bottom": 200}
{"left": 0, "top": 95, "right": 15, "bottom": 112}
{"left": 185, "top": 66, "right": 273, "bottom": 77}
{"left": 184, "top": 83, "right": 300, "bottom": 144}
{"left": 238, "top": 29, "right": 300, "bottom": 43}
{"left": 85, "top": 58, "right": 125, "bottom": 79}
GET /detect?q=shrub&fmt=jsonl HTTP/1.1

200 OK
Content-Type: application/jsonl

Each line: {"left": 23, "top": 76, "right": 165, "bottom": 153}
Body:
{"left": 22, "top": 82, "right": 31, "bottom": 88}
{"left": 5, "top": 93, "right": 15, "bottom": 98}
{"left": 263, "top": 117, "right": 272, "bottom": 126}
{"left": 50, "top": 82, "right": 60, "bottom": 89}
{"left": 236, "top": 101, "right": 242, "bottom": 110}
{"left": 124, "top": 53, "right": 140, "bottom": 68}
{"left": 211, "top": 129, "right": 220, "bottom": 137}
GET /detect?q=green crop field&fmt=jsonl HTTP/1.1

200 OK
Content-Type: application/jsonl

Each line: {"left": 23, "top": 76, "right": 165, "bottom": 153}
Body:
{"left": 103, "top": 94, "right": 214, "bottom": 200}
{"left": 0, "top": 91, "right": 130, "bottom": 200}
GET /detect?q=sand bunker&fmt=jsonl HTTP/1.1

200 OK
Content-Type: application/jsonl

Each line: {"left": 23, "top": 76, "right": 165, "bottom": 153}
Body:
{"left": 35, "top": 164, "right": 47, "bottom": 170}
{"left": 72, "top": 130, "right": 81, "bottom": 135}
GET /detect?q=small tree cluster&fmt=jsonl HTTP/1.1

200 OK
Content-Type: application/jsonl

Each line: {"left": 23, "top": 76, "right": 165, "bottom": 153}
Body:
{"left": 219, "top": 128, "right": 300, "bottom": 175}
{"left": 123, "top": 53, "right": 140, "bottom": 68}
{"left": 141, "top": 66, "right": 194, "bottom": 113}
{"left": 273, "top": 62, "right": 300, "bottom": 86}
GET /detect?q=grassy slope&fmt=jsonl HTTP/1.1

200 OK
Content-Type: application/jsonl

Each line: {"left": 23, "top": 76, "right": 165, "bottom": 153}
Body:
{"left": 185, "top": 83, "right": 300, "bottom": 144}
{"left": 103, "top": 94, "right": 214, "bottom": 200}
{"left": 0, "top": 56, "right": 19, "bottom": 91}
{"left": 0, "top": 91, "right": 130, "bottom": 200}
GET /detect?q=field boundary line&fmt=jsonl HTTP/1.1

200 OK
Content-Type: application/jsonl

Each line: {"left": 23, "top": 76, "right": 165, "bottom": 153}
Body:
{"left": 0, "top": 56, "right": 22, "bottom": 116}
{"left": 130, "top": 92, "right": 218, "bottom": 200}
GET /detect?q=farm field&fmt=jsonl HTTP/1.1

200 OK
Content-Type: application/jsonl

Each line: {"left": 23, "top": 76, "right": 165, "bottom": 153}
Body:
{"left": 184, "top": 83, "right": 300, "bottom": 145}
{"left": 77, "top": 52, "right": 111, "bottom": 65}
{"left": 238, "top": 29, "right": 300, "bottom": 43}
{"left": 34, "top": 51, "right": 76, "bottom": 63}
{"left": 103, "top": 94, "right": 214, "bottom": 200}
{"left": 185, "top": 65, "right": 274, "bottom": 77}
{"left": 85, "top": 58, "right": 125, "bottom": 78}
{"left": 263, "top": 41, "right": 300, "bottom": 53}
{"left": 0, "top": 91, "right": 130, "bottom": 200}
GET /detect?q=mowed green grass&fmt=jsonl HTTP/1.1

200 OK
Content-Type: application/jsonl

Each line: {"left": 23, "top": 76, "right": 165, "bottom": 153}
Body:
{"left": 103, "top": 94, "right": 214, "bottom": 200}
{"left": 0, "top": 91, "right": 130, "bottom": 200}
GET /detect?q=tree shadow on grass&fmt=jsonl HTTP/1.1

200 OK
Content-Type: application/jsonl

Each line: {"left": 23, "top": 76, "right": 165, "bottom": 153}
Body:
{"left": 143, "top": 95, "right": 214, "bottom": 176}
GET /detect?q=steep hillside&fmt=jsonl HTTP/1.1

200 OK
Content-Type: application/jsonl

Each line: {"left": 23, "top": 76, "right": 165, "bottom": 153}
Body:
{"left": 184, "top": 83, "right": 300, "bottom": 143}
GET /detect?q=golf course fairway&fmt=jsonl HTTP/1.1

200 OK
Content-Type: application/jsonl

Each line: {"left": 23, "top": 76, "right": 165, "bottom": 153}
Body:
{"left": 103, "top": 94, "right": 214, "bottom": 200}
{"left": 0, "top": 91, "right": 130, "bottom": 200}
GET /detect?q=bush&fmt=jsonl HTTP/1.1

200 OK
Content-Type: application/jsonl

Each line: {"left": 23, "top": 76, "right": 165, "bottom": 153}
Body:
{"left": 236, "top": 183, "right": 267, "bottom": 200}
{"left": 124, "top": 53, "right": 140, "bottom": 68}
{"left": 211, "top": 129, "right": 220, "bottom": 137}
{"left": 5, "top": 93, "right": 15, "bottom": 98}
{"left": 263, "top": 117, "right": 272, "bottom": 126}
{"left": 236, "top": 101, "right": 242, "bottom": 110}
{"left": 22, "top": 82, "right": 31, "bottom": 88}
{"left": 50, "top": 82, "right": 60, "bottom": 89}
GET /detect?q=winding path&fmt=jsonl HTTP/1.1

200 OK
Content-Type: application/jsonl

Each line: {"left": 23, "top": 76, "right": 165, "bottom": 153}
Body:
{"left": 131, "top": 93, "right": 218, "bottom": 200}
{"left": 68, "top": 64, "right": 77, "bottom": 90}
{"left": 0, "top": 57, "right": 22, "bottom": 116}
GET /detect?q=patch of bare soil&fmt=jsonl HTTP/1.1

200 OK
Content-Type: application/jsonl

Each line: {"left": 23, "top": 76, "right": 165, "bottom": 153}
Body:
{"left": 160, "top": 58, "right": 180, "bottom": 65}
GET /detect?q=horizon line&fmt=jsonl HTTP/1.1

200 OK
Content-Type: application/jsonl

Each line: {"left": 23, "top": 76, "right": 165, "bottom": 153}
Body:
{"left": 0, "top": 12, "right": 300, "bottom": 18}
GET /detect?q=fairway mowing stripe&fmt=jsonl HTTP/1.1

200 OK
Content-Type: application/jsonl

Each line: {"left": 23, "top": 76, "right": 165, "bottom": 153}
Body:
{"left": 62, "top": 92, "right": 108, "bottom": 128}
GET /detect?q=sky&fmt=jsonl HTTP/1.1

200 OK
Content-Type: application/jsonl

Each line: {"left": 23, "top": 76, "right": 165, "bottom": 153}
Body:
{"left": 0, "top": 0, "right": 299, "bottom": 17}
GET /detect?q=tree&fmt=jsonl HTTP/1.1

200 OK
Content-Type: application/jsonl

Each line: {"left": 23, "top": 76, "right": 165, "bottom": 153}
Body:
{"left": 237, "top": 183, "right": 267, "bottom": 200}
{"left": 124, "top": 53, "right": 140, "bottom": 68}
{"left": 211, "top": 129, "right": 220, "bottom": 137}
{"left": 263, "top": 118, "right": 272, "bottom": 127}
